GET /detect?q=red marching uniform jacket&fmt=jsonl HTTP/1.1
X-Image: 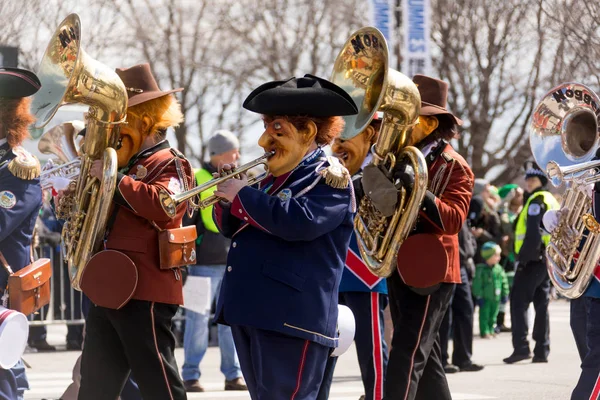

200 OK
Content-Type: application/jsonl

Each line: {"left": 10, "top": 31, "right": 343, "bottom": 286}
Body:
{"left": 106, "top": 141, "right": 193, "bottom": 305}
{"left": 399, "top": 142, "right": 474, "bottom": 284}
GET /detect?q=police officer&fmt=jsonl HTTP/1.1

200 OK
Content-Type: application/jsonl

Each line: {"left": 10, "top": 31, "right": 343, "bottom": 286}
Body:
{"left": 503, "top": 162, "right": 559, "bottom": 364}
{"left": 0, "top": 67, "right": 43, "bottom": 400}
{"left": 317, "top": 116, "right": 388, "bottom": 400}
{"left": 213, "top": 74, "right": 358, "bottom": 399}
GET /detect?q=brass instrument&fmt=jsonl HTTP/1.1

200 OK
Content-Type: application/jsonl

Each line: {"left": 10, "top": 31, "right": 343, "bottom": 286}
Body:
{"left": 39, "top": 121, "right": 83, "bottom": 190}
{"left": 31, "top": 13, "right": 128, "bottom": 290}
{"left": 161, "top": 152, "right": 273, "bottom": 218}
{"left": 530, "top": 82, "right": 600, "bottom": 299}
{"left": 331, "top": 27, "right": 424, "bottom": 278}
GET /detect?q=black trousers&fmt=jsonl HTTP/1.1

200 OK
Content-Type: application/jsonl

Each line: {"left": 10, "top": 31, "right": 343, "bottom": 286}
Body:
{"left": 384, "top": 271, "right": 454, "bottom": 400}
{"left": 79, "top": 300, "right": 186, "bottom": 400}
{"left": 439, "top": 267, "right": 474, "bottom": 367}
{"left": 509, "top": 261, "right": 551, "bottom": 358}
{"left": 570, "top": 296, "right": 600, "bottom": 400}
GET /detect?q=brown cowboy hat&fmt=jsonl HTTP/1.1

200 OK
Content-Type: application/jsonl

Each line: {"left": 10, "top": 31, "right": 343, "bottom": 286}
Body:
{"left": 115, "top": 63, "right": 183, "bottom": 108}
{"left": 413, "top": 74, "right": 462, "bottom": 126}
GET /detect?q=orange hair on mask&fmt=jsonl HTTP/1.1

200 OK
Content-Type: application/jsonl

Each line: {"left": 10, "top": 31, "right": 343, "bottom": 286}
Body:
{"left": 264, "top": 115, "right": 345, "bottom": 146}
{"left": 0, "top": 98, "right": 35, "bottom": 147}
{"left": 126, "top": 94, "right": 184, "bottom": 138}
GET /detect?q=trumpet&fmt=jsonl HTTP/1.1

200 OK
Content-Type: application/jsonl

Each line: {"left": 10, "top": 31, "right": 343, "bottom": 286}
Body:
{"left": 160, "top": 151, "right": 274, "bottom": 218}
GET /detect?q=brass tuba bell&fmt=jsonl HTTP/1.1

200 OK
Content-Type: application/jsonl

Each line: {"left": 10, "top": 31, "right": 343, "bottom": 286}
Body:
{"left": 38, "top": 121, "right": 83, "bottom": 190}
{"left": 331, "top": 27, "right": 427, "bottom": 278}
{"left": 529, "top": 82, "right": 600, "bottom": 298}
{"left": 31, "top": 13, "right": 128, "bottom": 290}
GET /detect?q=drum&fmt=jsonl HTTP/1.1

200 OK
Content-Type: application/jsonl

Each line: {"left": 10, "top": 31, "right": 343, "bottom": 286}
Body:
{"left": 331, "top": 304, "right": 356, "bottom": 357}
{"left": 0, "top": 306, "right": 28, "bottom": 369}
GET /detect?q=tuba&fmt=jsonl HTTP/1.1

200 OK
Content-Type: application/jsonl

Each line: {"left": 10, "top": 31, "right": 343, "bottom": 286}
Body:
{"left": 529, "top": 82, "right": 600, "bottom": 299}
{"left": 31, "top": 14, "right": 128, "bottom": 290}
{"left": 39, "top": 121, "right": 83, "bottom": 190}
{"left": 331, "top": 27, "right": 426, "bottom": 278}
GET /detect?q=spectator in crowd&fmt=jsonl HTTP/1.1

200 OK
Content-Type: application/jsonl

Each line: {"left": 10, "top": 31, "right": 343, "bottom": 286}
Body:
{"left": 439, "top": 221, "right": 484, "bottom": 373}
{"left": 181, "top": 130, "right": 247, "bottom": 393}
{"left": 469, "top": 180, "right": 502, "bottom": 264}
{"left": 472, "top": 242, "right": 510, "bottom": 339}
{"left": 496, "top": 183, "right": 524, "bottom": 332}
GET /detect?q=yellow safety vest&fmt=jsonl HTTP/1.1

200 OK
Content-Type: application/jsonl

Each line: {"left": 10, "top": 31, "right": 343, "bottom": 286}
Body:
{"left": 195, "top": 168, "right": 218, "bottom": 233}
{"left": 514, "top": 191, "right": 559, "bottom": 255}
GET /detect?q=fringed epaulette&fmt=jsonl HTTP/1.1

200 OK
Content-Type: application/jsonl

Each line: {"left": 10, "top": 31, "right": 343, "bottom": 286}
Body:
{"left": 319, "top": 156, "right": 351, "bottom": 189}
{"left": 7, "top": 146, "right": 41, "bottom": 180}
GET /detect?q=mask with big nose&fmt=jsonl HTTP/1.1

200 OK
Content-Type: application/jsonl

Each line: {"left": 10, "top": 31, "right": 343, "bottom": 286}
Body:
{"left": 115, "top": 113, "right": 154, "bottom": 168}
{"left": 258, "top": 117, "right": 317, "bottom": 177}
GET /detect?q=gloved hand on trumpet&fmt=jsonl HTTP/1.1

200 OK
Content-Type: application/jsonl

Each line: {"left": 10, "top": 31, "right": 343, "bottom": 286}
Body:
{"left": 212, "top": 163, "right": 249, "bottom": 203}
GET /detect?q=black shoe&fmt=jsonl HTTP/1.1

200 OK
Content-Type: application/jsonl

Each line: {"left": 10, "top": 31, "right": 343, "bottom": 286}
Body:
{"left": 66, "top": 340, "right": 82, "bottom": 351}
{"left": 532, "top": 356, "right": 548, "bottom": 363}
{"left": 458, "top": 362, "right": 485, "bottom": 372}
{"left": 29, "top": 339, "right": 56, "bottom": 352}
{"left": 503, "top": 352, "right": 532, "bottom": 364}
{"left": 444, "top": 364, "right": 460, "bottom": 373}
{"left": 499, "top": 325, "right": 511, "bottom": 333}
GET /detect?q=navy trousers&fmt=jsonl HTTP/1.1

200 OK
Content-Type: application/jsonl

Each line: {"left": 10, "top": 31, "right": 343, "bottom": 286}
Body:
{"left": 384, "top": 271, "right": 454, "bottom": 400}
{"left": 509, "top": 261, "right": 551, "bottom": 358}
{"left": 0, "top": 360, "right": 27, "bottom": 400}
{"left": 570, "top": 296, "right": 600, "bottom": 400}
{"left": 231, "top": 325, "right": 330, "bottom": 400}
{"left": 439, "top": 267, "right": 474, "bottom": 368}
{"left": 317, "top": 292, "right": 388, "bottom": 400}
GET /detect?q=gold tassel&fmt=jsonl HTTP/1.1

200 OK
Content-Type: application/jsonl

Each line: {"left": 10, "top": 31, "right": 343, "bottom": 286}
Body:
{"left": 320, "top": 157, "right": 350, "bottom": 189}
{"left": 7, "top": 150, "right": 41, "bottom": 180}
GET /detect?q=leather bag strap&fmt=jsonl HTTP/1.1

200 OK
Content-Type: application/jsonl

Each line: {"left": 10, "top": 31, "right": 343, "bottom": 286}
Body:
{"left": 0, "top": 251, "right": 14, "bottom": 275}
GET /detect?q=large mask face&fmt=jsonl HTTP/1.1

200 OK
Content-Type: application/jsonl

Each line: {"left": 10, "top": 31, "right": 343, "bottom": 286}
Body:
{"left": 408, "top": 115, "right": 439, "bottom": 146}
{"left": 257, "top": 117, "right": 316, "bottom": 177}
{"left": 116, "top": 115, "right": 150, "bottom": 168}
{"left": 331, "top": 124, "right": 376, "bottom": 176}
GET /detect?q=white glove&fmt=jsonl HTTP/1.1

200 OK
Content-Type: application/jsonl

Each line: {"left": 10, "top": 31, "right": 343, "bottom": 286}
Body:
{"left": 48, "top": 177, "right": 72, "bottom": 192}
{"left": 543, "top": 209, "right": 561, "bottom": 232}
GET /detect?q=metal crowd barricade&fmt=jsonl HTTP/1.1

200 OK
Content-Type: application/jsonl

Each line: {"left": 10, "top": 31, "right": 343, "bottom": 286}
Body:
{"left": 28, "top": 243, "right": 85, "bottom": 326}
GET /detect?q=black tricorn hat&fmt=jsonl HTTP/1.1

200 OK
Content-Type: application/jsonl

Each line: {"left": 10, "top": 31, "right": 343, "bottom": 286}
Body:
{"left": 243, "top": 74, "right": 358, "bottom": 117}
{"left": 0, "top": 67, "right": 41, "bottom": 99}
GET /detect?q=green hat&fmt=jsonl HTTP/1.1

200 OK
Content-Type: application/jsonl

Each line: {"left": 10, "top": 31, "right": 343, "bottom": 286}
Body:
{"left": 498, "top": 184, "right": 519, "bottom": 199}
{"left": 480, "top": 241, "right": 501, "bottom": 260}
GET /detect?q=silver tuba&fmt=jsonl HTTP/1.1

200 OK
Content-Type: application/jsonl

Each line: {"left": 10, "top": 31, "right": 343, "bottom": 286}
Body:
{"left": 529, "top": 82, "right": 600, "bottom": 299}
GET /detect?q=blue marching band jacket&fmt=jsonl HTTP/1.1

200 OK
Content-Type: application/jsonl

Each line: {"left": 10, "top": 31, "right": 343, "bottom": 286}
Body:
{"left": 213, "top": 148, "right": 355, "bottom": 348}
{"left": 0, "top": 141, "right": 42, "bottom": 290}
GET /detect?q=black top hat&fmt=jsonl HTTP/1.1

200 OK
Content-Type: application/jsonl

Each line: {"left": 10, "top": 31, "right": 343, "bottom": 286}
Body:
{"left": 413, "top": 75, "right": 462, "bottom": 126}
{"left": 115, "top": 63, "right": 183, "bottom": 108}
{"left": 0, "top": 67, "right": 41, "bottom": 99}
{"left": 524, "top": 160, "right": 548, "bottom": 186}
{"left": 243, "top": 74, "right": 358, "bottom": 117}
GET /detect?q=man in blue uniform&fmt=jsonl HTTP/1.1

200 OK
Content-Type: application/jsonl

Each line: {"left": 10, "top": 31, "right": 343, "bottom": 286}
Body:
{"left": 317, "top": 116, "right": 388, "bottom": 400}
{"left": 544, "top": 175, "right": 600, "bottom": 399}
{"left": 0, "top": 67, "right": 43, "bottom": 400}
{"left": 213, "top": 74, "right": 358, "bottom": 399}
{"left": 503, "top": 162, "right": 559, "bottom": 364}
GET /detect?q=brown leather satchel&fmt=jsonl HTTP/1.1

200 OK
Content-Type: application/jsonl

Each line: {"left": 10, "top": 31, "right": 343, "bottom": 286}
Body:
{"left": 155, "top": 224, "right": 198, "bottom": 270}
{"left": 0, "top": 252, "right": 52, "bottom": 316}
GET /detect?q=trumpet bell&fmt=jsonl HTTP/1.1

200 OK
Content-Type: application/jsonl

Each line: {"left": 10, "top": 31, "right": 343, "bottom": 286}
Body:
{"left": 529, "top": 82, "right": 600, "bottom": 182}
{"left": 38, "top": 120, "right": 83, "bottom": 163}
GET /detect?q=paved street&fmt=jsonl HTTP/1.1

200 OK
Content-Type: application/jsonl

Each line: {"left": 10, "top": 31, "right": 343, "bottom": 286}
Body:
{"left": 23, "top": 300, "right": 579, "bottom": 400}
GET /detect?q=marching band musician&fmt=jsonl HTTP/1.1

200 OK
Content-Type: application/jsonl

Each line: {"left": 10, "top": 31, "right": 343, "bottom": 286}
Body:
{"left": 318, "top": 115, "right": 388, "bottom": 400}
{"left": 383, "top": 75, "right": 474, "bottom": 400}
{"left": 503, "top": 162, "right": 558, "bottom": 365}
{"left": 543, "top": 177, "right": 600, "bottom": 399}
{"left": 212, "top": 74, "right": 358, "bottom": 399}
{"left": 77, "top": 63, "right": 193, "bottom": 400}
{"left": 0, "top": 67, "right": 43, "bottom": 400}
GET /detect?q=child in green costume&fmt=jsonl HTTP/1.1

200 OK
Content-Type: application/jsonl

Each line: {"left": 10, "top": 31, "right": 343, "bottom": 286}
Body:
{"left": 472, "top": 242, "right": 510, "bottom": 338}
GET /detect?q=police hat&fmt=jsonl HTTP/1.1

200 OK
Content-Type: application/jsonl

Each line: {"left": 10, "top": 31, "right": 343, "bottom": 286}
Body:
{"left": 243, "top": 74, "right": 358, "bottom": 117}
{"left": 0, "top": 67, "right": 41, "bottom": 99}
{"left": 524, "top": 160, "right": 548, "bottom": 186}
